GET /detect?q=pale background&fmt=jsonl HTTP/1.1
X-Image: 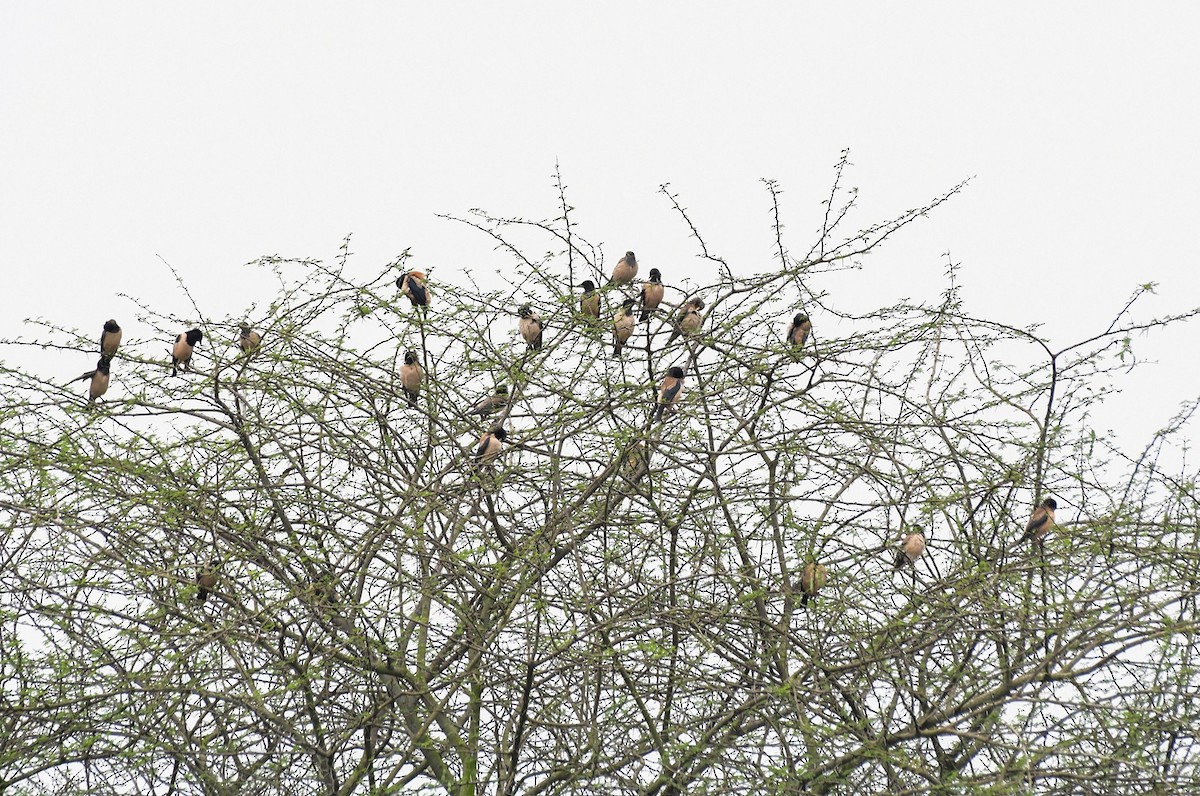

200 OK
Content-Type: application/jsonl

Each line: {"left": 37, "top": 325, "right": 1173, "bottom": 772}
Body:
{"left": 2, "top": 3, "right": 1196, "bottom": 446}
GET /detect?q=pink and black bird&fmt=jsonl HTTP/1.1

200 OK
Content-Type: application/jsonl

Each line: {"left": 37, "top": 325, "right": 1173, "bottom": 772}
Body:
{"left": 1020, "top": 498, "right": 1058, "bottom": 544}
{"left": 653, "top": 366, "right": 686, "bottom": 421}
{"left": 613, "top": 298, "right": 636, "bottom": 357}
{"left": 639, "top": 268, "right": 664, "bottom": 322}
{"left": 397, "top": 270, "right": 430, "bottom": 310}
{"left": 171, "top": 329, "right": 203, "bottom": 376}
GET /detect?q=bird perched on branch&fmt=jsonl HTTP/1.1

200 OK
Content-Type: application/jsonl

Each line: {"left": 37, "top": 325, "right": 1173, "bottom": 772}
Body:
{"left": 399, "top": 350, "right": 423, "bottom": 408}
{"left": 474, "top": 427, "right": 507, "bottom": 464}
{"left": 518, "top": 305, "right": 544, "bottom": 351}
{"left": 470, "top": 385, "right": 509, "bottom": 417}
{"left": 1020, "top": 498, "right": 1058, "bottom": 543}
{"left": 640, "top": 268, "right": 664, "bottom": 322}
{"left": 196, "top": 559, "right": 219, "bottom": 603}
{"left": 613, "top": 298, "right": 636, "bottom": 357}
{"left": 71, "top": 358, "right": 111, "bottom": 403}
{"left": 99, "top": 319, "right": 122, "bottom": 362}
{"left": 668, "top": 297, "right": 704, "bottom": 344}
{"left": 653, "top": 366, "right": 686, "bottom": 421}
{"left": 787, "top": 313, "right": 812, "bottom": 350}
{"left": 798, "top": 561, "right": 827, "bottom": 608}
{"left": 894, "top": 527, "right": 926, "bottom": 569}
{"left": 611, "top": 251, "right": 638, "bottom": 284}
{"left": 171, "top": 329, "right": 203, "bottom": 376}
{"left": 579, "top": 280, "right": 601, "bottom": 321}
{"left": 239, "top": 324, "right": 262, "bottom": 353}
{"left": 397, "top": 270, "right": 430, "bottom": 309}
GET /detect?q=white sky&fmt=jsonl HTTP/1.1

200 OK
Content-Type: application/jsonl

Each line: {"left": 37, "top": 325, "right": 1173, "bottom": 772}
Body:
{"left": 2, "top": 3, "right": 1197, "bottom": 448}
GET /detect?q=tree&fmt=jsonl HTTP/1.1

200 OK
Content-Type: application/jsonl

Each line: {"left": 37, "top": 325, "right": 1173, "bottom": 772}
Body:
{"left": 1, "top": 157, "right": 1198, "bottom": 795}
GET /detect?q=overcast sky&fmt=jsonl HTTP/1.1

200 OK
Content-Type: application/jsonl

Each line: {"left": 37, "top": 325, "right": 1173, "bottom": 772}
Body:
{"left": 2, "top": 3, "right": 1197, "bottom": 448}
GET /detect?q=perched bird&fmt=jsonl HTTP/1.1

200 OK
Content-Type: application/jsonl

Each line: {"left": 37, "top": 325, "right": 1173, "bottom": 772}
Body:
{"left": 474, "top": 427, "right": 507, "bottom": 464}
{"left": 611, "top": 250, "right": 638, "bottom": 284}
{"left": 72, "top": 358, "right": 111, "bottom": 403}
{"left": 653, "top": 366, "right": 686, "bottom": 421}
{"left": 397, "top": 270, "right": 430, "bottom": 309}
{"left": 171, "top": 329, "right": 203, "bottom": 376}
{"left": 196, "top": 559, "right": 219, "bottom": 603}
{"left": 470, "top": 385, "right": 509, "bottom": 417}
{"left": 894, "top": 527, "right": 926, "bottom": 570}
{"left": 399, "top": 350, "right": 423, "bottom": 408}
{"left": 239, "top": 324, "right": 262, "bottom": 353}
{"left": 639, "top": 268, "right": 664, "bottom": 322}
{"left": 518, "top": 305, "right": 544, "bottom": 351}
{"left": 621, "top": 440, "right": 651, "bottom": 484}
{"left": 613, "top": 298, "right": 636, "bottom": 357}
{"left": 786, "top": 313, "right": 812, "bottom": 350}
{"left": 579, "top": 280, "right": 601, "bottom": 320}
{"left": 99, "top": 319, "right": 122, "bottom": 362}
{"left": 1020, "top": 498, "right": 1058, "bottom": 543}
{"left": 798, "top": 561, "right": 828, "bottom": 608}
{"left": 667, "top": 297, "right": 704, "bottom": 344}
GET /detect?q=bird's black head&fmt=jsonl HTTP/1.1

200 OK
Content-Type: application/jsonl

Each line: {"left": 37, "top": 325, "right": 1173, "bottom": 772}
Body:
{"left": 690, "top": 297, "right": 705, "bottom": 310}
{"left": 518, "top": 304, "right": 533, "bottom": 318}
{"left": 649, "top": 268, "right": 661, "bottom": 282}
{"left": 396, "top": 275, "right": 405, "bottom": 289}
{"left": 496, "top": 384, "right": 508, "bottom": 395}
{"left": 186, "top": 329, "right": 203, "bottom": 346}
{"left": 404, "top": 351, "right": 418, "bottom": 365}
{"left": 208, "top": 558, "right": 220, "bottom": 567}
{"left": 239, "top": 323, "right": 252, "bottom": 335}
{"left": 622, "top": 298, "right": 636, "bottom": 309}
{"left": 492, "top": 427, "right": 508, "bottom": 441}
{"left": 96, "top": 358, "right": 111, "bottom": 374}
{"left": 794, "top": 313, "right": 809, "bottom": 325}
{"left": 624, "top": 251, "right": 636, "bottom": 261}
{"left": 667, "top": 366, "right": 685, "bottom": 379}
{"left": 1043, "top": 498, "right": 1058, "bottom": 510}
{"left": 104, "top": 319, "right": 120, "bottom": 333}
{"left": 580, "top": 280, "right": 596, "bottom": 292}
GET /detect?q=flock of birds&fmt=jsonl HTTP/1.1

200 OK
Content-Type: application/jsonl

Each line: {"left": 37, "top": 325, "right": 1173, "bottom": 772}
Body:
{"left": 65, "top": 250, "right": 1056, "bottom": 607}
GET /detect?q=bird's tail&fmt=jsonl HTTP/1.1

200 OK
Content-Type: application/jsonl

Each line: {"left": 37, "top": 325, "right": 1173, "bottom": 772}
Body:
{"left": 613, "top": 340, "right": 623, "bottom": 357}
{"left": 405, "top": 389, "right": 418, "bottom": 409}
{"left": 640, "top": 308, "right": 653, "bottom": 323}
{"left": 801, "top": 592, "right": 811, "bottom": 608}
{"left": 893, "top": 550, "right": 908, "bottom": 570}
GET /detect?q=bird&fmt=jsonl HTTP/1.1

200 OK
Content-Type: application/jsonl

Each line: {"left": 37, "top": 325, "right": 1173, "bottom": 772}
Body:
{"left": 621, "top": 440, "right": 651, "bottom": 484}
{"left": 239, "top": 324, "right": 262, "bottom": 353}
{"left": 653, "top": 366, "right": 686, "bottom": 420}
{"left": 399, "top": 350, "right": 423, "bottom": 408}
{"left": 1020, "top": 498, "right": 1058, "bottom": 543}
{"left": 470, "top": 385, "right": 509, "bottom": 417}
{"left": 639, "top": 268, "right": 664, "bottom": 322}
{"left": 786, "top": 313, "right": 812, "bottom": 350}
{"left": 611, "top": 251, "right": 638, "bottom": 284}
{"left": 613, "top": 298, "right": 636, "bottom": 357}
{"left": 171, "top": 329, "right": 203, "bottom": 376}
{"left": 798, "top": 561, "right": 827, "bottom": 608}
{"left": 196, "top": 559, "right": 219, "bottom": 603}
{"left": 474, "top": 427, "right": 507, "bottom": 464}
{"left": 99, "top": 319, "right": 122, "bottom": 362}
{"left": 579, "top": 280, "right": 601, "bottom": 320}
{"left": 72, "top": 358, "right": 111, "bottom": 403}
{"left": 667, "top": 297, "right": 704, "bottom": 344}
{"left": 894, "top": 527, "right": 926, "bottom": 570}
{"left": 397, "top": 270, "right": 430, "bottom": 309}
{"left": 518, "top": 305, "right": 544, "bottom": 351}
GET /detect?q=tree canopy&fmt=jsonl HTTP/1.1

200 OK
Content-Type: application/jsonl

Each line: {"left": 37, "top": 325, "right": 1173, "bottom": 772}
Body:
{"left": 2, "top": 162, "right": 1199, "bottom": 795}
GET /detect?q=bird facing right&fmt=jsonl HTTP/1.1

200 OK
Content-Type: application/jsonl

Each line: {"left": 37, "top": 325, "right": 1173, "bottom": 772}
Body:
{"left": 1020, "top": 498, "right": 1058, "bottom": 543}
{"left": 894, "top": 527, "right": 926, "bottom": 569}
{"left": 171, "top": 329, "right": 203, "bottom": 376}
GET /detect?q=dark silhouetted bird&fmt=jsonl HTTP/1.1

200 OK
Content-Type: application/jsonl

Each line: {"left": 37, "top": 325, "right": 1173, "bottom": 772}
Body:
{"left": 653, "top": 366, "right": 686, "bottom": 420}
{"left": 613, "top": 298, "right": 636, "bottom": 357}
{"left": 611, "top": 251, "right": 638, "bottom": 284}
{"left": 474, "top": 427, "right": 507, "bottom": 464}
{"left": 72, "top": 358, "right": 111, "bottom": 403}
{"left": 518, "top": 305, "right": 544, "bottom": 351}
{"left": 470, "top": 385, "right": 509, "bottom": 417}
{"left": 667, "top": 297, "right": 704, "bottom": 343}
{"left": 579, "top": 280, "right": 601, "bottom": 320}
{"left": 171, "top": 329, "right": 203, "bottom": 376}
{"left": 798, "top": 562, "right": 827, "bottom": 608}
{"left": 397, "top": 270, "right": 430, "bottom": 309}
{"left": 399, "top": 350, "right": 423, "bottom": 408}
{"left": 894, "top": 527, "right": 926, "bottom": 570}
{"left": 639, "top": 268, "right": 664, "bottom": 322}
{"left": 787, "top": 313, "right": 812, "bottom": 350}
{"left": 1020, "top": 498, "right": 1058, "bottom": 543}
{"left": 99, "top": 319, "right": 122, "bottom": 362}
{"left": 239, "top": 324, "right": 262, "bottom": 353}
{"left": 196, "top": 559, "right": 219, "bottom": 603}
